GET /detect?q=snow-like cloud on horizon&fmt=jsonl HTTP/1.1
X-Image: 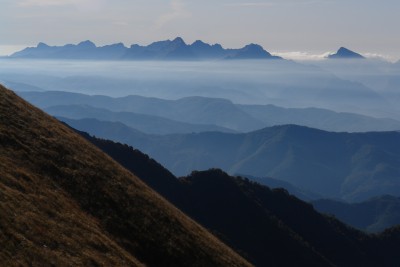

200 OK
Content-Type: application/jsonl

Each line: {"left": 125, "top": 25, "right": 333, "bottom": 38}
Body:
{"left": 272, "top": 51, "right": 333, "bottom": 61}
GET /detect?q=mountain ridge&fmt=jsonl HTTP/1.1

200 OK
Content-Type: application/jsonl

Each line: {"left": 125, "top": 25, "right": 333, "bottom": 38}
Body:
{"left": 45, "top": 104, "right": 237, "bottom": 134}
{"left": 312, "top": 195, "right": 400, "bottom": 232}
{"left": 61, "top": 118, "right": 400, "bottom": 202}
{"left": 0, "top": 84, "right": 251, "bottom": 266}
{"left": 10, "top": 37, "right": 282, "bottom": 61}
{"left": 76, "top": 129, "right": 400, "bottom": 267}
{"left": 19, "top": 90, "right": 400, "bottom": 133}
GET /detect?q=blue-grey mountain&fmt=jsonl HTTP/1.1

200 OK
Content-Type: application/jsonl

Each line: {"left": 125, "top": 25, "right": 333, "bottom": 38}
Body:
{"left": 44, "top": 104, "right": 236, "bottom": 135}
{"left": 10, "top": 37, "right": 282, "bottom": 61}
{"left": 312, "top": 195, "right": 400, "bottom": 233}
{"left": 61, "top": 118, "right": 400, "bottom": 202}
{"left": 77, "top": 128, "right": 400, "bottom": 267}
{"left": 328, "top": 47, "right": 365, "bottom": 59}
{"left": 19, "top": 91, "right": 400, "bottom": 133}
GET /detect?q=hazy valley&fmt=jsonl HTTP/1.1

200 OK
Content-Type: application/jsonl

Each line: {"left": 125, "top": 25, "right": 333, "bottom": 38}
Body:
{"left": 2, "top": 37, "right": 400, "bottom": 267}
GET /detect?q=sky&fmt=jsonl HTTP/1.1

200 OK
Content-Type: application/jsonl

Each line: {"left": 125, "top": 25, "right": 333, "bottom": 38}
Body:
{"left": 1, "top": 0, "right": 399, "bottom": 60}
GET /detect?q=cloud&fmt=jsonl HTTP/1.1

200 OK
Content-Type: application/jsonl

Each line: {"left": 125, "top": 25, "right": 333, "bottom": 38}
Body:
{"left": 155, "top": 0, "right": 191, "bottom": 28}
{"left": 272, "top": 51, "right": 333, "bottom": 61}
{"left": 363, "top": 53, "right": 395, "bottom": 62}
{"left": 272, "top": 51, "right": 396, "bottom": 62}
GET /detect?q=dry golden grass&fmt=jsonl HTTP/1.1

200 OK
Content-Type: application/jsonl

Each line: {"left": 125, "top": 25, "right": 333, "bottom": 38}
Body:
{"left": 0, "top": 84, "right": 251, "bottom": 267}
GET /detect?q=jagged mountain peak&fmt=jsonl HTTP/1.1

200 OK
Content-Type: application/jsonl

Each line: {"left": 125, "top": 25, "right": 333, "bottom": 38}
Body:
{"left": 11, "top": 38, "right": 281, "bottom": 60}
{"left": 77, "top": 40, "right": 96, "bottom": 48}
{"left": 328, "top": 47, "right": 365, "bottom": 59}
{"left": 172, "top": 36, "right": 186, "bottom": 45}
{"left": 37, "top": 42, "right": 49, "bottom": 48}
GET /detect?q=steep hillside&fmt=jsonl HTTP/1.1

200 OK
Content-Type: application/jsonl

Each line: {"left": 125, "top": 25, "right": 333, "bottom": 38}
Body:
{"left": 63, "top": 118, "right": 400, "bottom": 201}
{"left": 78, "top": 133, "right": 400, "bottom": 267}
{"left": 0, "top": 84, "right": 250, "bottom": 267}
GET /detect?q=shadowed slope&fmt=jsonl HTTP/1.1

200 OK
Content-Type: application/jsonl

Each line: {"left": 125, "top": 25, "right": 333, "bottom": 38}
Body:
{"left": 0, "top": 84, "right": 251, "bottom": 267}
{"left": 312, "top": 195, "right": 400, "bottom": 232}
{"left": 80, "top": 133, "right": 400, "bottom": 267}
{"left": 78, "top": 134, "right": 333, "bottom": 266}
{"left": 64, "top": 118, "right": 400, "bottom": 201}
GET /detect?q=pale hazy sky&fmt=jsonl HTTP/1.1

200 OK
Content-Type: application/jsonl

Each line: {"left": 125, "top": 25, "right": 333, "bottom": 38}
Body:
{"left": 1, "top": 0, "right": 399, "bottom": 60}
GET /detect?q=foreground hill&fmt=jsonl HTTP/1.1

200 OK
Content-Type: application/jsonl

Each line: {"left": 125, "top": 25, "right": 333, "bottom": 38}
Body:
{"left": 0, "top": 84, "right": 250, "bottom": 266}
{"left": 63, "top": 118, "right": 400, "bottom": 202}
{"left": 19, "top": 91, "right": 400, "bottom": 133}
{"left": 78, "top": 132, "right": 400, "bottom": 267}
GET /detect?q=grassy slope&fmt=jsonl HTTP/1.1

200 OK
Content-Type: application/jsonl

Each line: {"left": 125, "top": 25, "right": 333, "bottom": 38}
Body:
{"left": 0, "top": 84, "right": 251, "bottom": 267}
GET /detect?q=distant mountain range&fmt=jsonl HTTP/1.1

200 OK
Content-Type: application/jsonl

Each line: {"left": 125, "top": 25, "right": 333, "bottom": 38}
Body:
{"left": 61, "top": 118, "right": 400, "bottom": 202}
{"left": 10, "top": 37, "right": 282, "bottom": 60}
{"left": 312, "top": 195, "right": 400, "bottom": 233}
{"left": 19, "top": 91, "right": 400, "bottom": 133}
{"left": 44, "top": 104, "right": 236, "bottom": 134}
{"left": 9, "top": 38, "right": 366, "bottom": 61}
{"left": 239, "top": 174, "right": 323, "bottom": 201}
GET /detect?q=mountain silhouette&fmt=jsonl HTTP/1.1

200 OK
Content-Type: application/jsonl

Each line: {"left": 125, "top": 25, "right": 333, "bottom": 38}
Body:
{"left": 78, "top": 130, "right": 400, "bottom": 267}
{"left": 62, "top": 119, "right": 400, "bottom": 202}
{"left": 0, "top": 84, "right": 250, "bottom": 266}
{"left": 239, "top": 174, "right": 322, "bottom": 201}
{"left": 10, "top": 38, "right": 281, "bottom": 61}
{"left": 190, "top": 40, "right": 225, "bottom": 58}
{"left": 312, "top": 195, "right": 400, "bottom": 232}
{"left": 19, "top": 91, "right": 400, "bottom": 133}
{"left": 328, "top": 47, "right": 365, "bottom": 59}
{"left": 45, "top": 104, "right": 236, "bottom": 134}
{"left": 226, "top": 44, "right": 281, "bottom": 60}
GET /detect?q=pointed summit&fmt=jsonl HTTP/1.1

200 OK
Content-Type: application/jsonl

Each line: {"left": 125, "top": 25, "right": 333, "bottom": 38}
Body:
{"left": 77, "top": 40, "right": 96, "bottom": 48}
{"left": 192, "top": 40, "right": 207, "bottom": 46}
{"left": 172, "top": 37, "right": 186, "bottom": 45}
{"left": 37, "top": 42, "right": 49, "bottom": 48}
{"left": 227, "top": 43, "right": 282, "bottom": 60}
{"left": 328, "top": 47, "right": 364, "bottom": 59}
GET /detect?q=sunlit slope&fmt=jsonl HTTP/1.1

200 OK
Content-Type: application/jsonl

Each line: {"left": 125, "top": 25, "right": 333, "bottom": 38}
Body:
{"left": 0, "top": 84, "right": 251, "bottom": 267}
